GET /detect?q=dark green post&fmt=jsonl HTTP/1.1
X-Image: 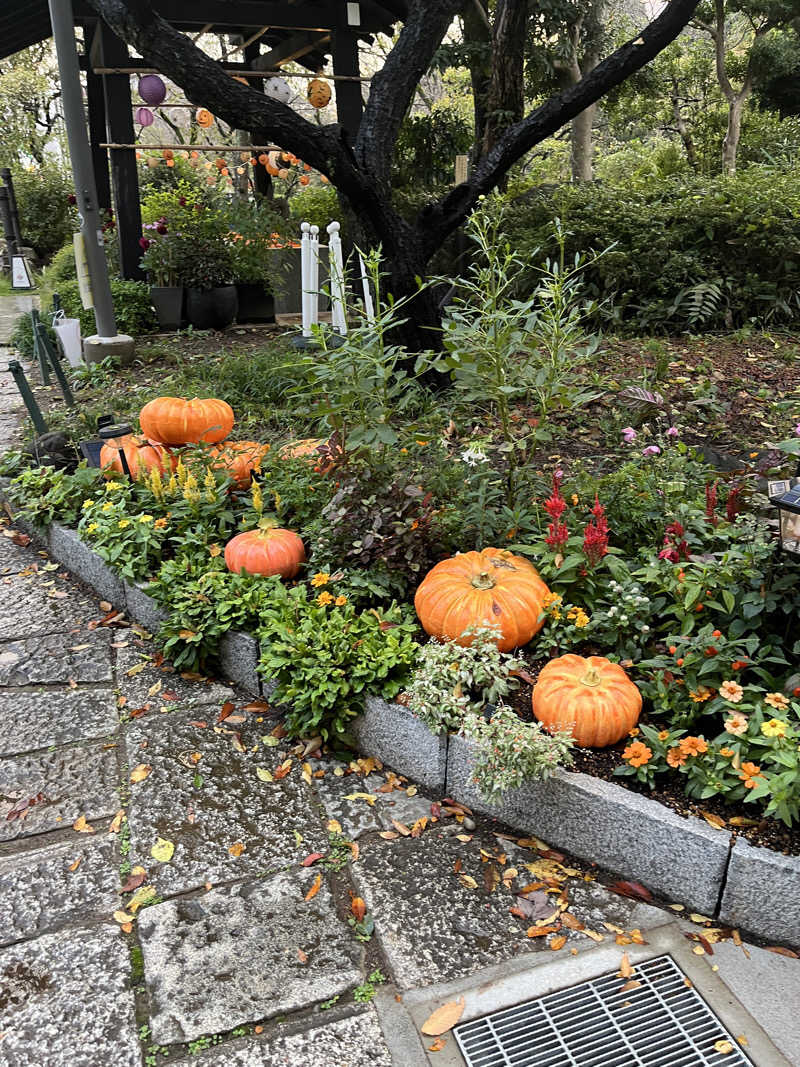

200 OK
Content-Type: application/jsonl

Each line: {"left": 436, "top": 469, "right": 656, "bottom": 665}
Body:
{"left": 35, "top": 323, "right": 76, "bottom": 408}
{"left": 30, "top": 309, "right": 51, "bottom": 386}
{"left": 7, "top": 360, "right": 49, "bottom": 435}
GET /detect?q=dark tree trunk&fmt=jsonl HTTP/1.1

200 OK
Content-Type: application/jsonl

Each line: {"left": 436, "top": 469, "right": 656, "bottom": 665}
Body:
{"left": 463, "top": 0, "right": 491, "bottom": 163}
{"left": 482, "top": 0, "right": 528, "bottom": 158}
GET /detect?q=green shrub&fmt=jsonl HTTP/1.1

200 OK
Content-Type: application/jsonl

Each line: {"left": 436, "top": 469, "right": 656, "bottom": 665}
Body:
{"left": 288, "top": 183, "right": 339, "bottom": 232}
{"left": 55, "top": 279, "right": 157, "bottom": 337}
{"left": 13, "top": 165, "right": 76, "bottom": 261}
{"left": 503, "top": 167, "right": 800, "bottom": 331}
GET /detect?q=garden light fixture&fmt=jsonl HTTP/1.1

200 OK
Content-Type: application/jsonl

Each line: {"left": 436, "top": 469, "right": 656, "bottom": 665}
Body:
{"left": 768, "top": 479, "right": 800, "bottom": 555}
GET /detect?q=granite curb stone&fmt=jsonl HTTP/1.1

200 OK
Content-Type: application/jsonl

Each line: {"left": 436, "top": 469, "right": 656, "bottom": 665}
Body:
{"left": 123, "top": 580, "right": 169, "bottom": 634}
{"left": 47, "top": 523, "right": 126, "bottom": 606}
{"left": 719, "top": 838, "right": 800, "bottom": 944}
{"left": 445, "top": 732, "right": 732, "bottom": 916}
{"left": 350, "top": 696, "right": 448, "bottom": 792}
{"left": 218, "top": 630, "right": 261, "bottom": 696}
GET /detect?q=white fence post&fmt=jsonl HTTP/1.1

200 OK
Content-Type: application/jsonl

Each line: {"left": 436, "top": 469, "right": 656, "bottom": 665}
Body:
{"left": 327, "top": 221, "right": 347, "bottom": 335}
{"left": 300, "top": 221, "right": 312, "bottom": 337}
{"left": 358, "top": 253, "right": 375, "bottom": 325}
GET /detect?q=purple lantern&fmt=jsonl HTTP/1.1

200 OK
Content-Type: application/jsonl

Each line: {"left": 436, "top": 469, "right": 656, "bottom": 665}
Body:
{"left": 135, "top": 107, "right": 154, "bottom": 127}
{"left": 138, "top": 74, "right": 166, "bottom": 106}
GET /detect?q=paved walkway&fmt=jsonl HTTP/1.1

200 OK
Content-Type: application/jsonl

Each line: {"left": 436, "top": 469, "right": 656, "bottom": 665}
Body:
{"left": 0, "top": 294, "right": 798, "bottom": 1066}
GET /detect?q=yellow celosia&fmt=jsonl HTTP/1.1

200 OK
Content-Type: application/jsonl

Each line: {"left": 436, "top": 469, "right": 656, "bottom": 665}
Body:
{"left": 251, "top": 479, "right": 263, "bottom": 515}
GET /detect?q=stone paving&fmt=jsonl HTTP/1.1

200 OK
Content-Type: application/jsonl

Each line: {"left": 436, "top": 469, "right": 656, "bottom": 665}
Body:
{"left": 0, "top": 296, "right": 798, "bottom": 1066}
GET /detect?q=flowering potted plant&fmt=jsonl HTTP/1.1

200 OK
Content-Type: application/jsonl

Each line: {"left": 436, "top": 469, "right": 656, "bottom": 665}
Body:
{"left": 174, "top": 231, "right": 237, "bottom": 331}
{"left": 139, "top": 218, "right": 184, "bottom": 330}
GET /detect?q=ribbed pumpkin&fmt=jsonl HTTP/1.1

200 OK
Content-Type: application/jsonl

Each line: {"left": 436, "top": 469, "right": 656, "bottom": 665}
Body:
{"left": 210, "top": 441, "right": 270, "bottom": 488}
{"left": 414, "top": 548, "right": 550, "bottom": 652}
{"left": 278, "top": 438, "right": 323, "bottom": 460}
{"left": 99, "top": 434, "right": 175, "bottom": 480}
{"left": 224, "top": 524, "right": 306, "bottom": 579}
{"left": 140, "top": 397, "right": 234, "bottom": 446}
{"left": 532, "top": 654, "right": 642, "bottom": 747}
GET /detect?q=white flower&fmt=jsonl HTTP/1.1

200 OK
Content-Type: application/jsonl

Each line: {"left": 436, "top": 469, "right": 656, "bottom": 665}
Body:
{"left": 460, "top": 447, "right": 489, "bottom": 467}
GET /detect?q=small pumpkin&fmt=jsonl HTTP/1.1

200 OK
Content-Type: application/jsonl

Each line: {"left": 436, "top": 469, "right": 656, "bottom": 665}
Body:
{"left": 307, "top": 78, "right": 332, "bottom": 109}
{"left": 531, "top": 654, "right": 642, "bottom": 747}
{"left": 99, "top": 434, "right": 175, "bottom": 480}
{"left": 414, "top": 548, "right": 550, "bottom": 652}
{"left": 140, "top": 397, "right": 234, "bottom": 446}
{"left": 210, "top": 441, "right": 270, "bottom": 488}
{"left": 224, "top": 524, "right": 305, "bottom": 579}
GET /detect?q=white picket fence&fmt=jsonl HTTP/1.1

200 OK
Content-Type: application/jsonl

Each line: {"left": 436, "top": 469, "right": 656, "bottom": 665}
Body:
{"left": 299, "top": 220, "right": 374, "bottom": 339}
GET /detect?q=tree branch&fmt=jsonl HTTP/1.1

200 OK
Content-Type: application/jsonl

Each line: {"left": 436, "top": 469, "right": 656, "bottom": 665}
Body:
{"left": 712, "top": 0, "right": 735, "bottom": 100}
{"left": 421, "top": 0, "right": 702, "bottom": 252}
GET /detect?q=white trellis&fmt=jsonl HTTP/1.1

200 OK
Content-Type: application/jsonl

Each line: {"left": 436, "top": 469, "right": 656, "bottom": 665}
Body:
{"left": 300, "top": 220, "right": 348, "bottom": 338}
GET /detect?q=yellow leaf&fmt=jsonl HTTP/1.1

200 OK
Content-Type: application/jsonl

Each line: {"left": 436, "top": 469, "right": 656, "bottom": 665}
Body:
{"left": 126, "top": 663, "right": 147, "bottom": 676}
{"left": 701, "top": 811, "right": 726, "bottom": 830}
{"left": 305, "top": 873, "right": 322, "bottom": 901}
{"left": 668, "top": 903, "right": 685, "bottom": 911}
{"left": 209, "top": 544, "right": 222, "bottom": 557}
{"left": 178, "top": 629, "right": 197, "bottom": 640}
{"left": 121, "top": 921, "right": 133, "bottom": 934}
{"left": 327, "top": 819, "right": 342, "bottom": 834}
{"left": 618, "top": 953, "right": 634, "bottom": 979}
{"left": 229, "top": 841, "right": 245, "bottom": 857}
{"left": 130, "top": 764, "right": 152, "bottom": 783}
{"left": 689, "top": 913, "right": 711, "bottom": 925}
{"left": 692, "top": 945, "right": 706, "bottom": 955}
{"left": 108, "top": 810, "right": 125, "bottom": 834}
{"left": 582, "top": 929, "right": 604, "bottom": 942}
{"left": 151, "top": 837, "right": 175, "bottom": 863}
{"left": 420, "top": 997, "right": 465, "bottom": 1036}
{"left": 406, "top": 785, "right": 418, "bottom": 797}
{"left": 550, "top": 935, "right": 567, "bottom": 951}
{"left": 344, "top": 792, "right": 376, "bottom": 806}
{"left": 256, "top": 767, "right": 273, "bottom": 782}
{"left": 379, "top": 831, "right": 399, "bottom": 839}
{"left": 147, "top": 681, "right": 162, "bottom": 697}
{"left": 68, "top": 858, "right": 81, "bottom": 872}
{"left": 620, "top": 979, "right": 641, "bottom": 992}
{"left": 428, "top": 1036, "right": 447, "bottom": 1052}
{"left": 73, "top": 815, "right": 95, "bottom": 834}
{"left": 391, "top": 820, "right": 411, "bottom": 836}
{"left": 714, "top": 1040, "right": 734, "bottom": 1055}
{"left": 459, "top": 875, "right": 478, "bottom": 890}
{"left": 128, "top": 886, "right": 156, "bottom": 913}
{"left": 113, "top": 910, "right": 135, "bottom": 924}
{"left": 455, "top": 834, "right": 473, "bottom": 842}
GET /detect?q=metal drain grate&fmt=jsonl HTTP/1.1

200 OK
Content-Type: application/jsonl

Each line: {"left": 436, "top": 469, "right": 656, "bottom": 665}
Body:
{"left": 454, "top": 954, "right": 753, "bottom": 1067}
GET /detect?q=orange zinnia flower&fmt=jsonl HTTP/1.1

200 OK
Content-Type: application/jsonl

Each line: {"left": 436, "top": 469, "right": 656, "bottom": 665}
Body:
{"left": 719, "top": 747, "right": 735, "bottom": 757}
{"left": 667, "top": 746, "right": 687, "bottom": 768}
{"left": 689, "top": 686, "right": 713, "bottom": 703}
{"left": 679, "top": 736, "right": 708, "bottom": 757}
{"left": 739, "top": 761, "right": 763, "bottom": 789}
{"left": 622, "top": 741, "right": 652, "bottom": 768}
{"left": 765, "top": 692, "right": 789, "bottom": 711}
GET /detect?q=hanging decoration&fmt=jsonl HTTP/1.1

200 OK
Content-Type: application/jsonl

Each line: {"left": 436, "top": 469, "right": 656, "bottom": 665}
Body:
{"left": 307, "top": 78, "right": 331, "bottom": 109}
{"left": 138, "top": 74, "right": 167, "bottom": 106}
{"left": 195, "top": 108, "right": 214, "bottom": 128}
{"left": 264, "top": 77, "right": 292, "bottom": 104}
{"left": 134, "top": 107, "right": 154, "bottom": 127}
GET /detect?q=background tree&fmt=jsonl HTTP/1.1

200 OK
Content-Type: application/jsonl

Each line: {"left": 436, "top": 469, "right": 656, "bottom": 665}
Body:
{"left": 88, "top": 0, "right": 701, "bottom": 348}
{"left": 0, "top": 43, "right": 62, "bottom": 166}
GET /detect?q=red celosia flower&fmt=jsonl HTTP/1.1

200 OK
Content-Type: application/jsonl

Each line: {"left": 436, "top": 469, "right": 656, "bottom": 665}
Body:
{"left": 705, "top": 481, "right": 719, "bottom": 527}
{"left": 544, "top": 473, "right": 567, "bottom": 522}
{"left": 582, "top": 495, "right": 609, "bottom": 568}
{"left": 545, "top": 520, "right": 569, "bottom": 551}
{"left": 726, "top": 484, "right": 743, "bottom": 522}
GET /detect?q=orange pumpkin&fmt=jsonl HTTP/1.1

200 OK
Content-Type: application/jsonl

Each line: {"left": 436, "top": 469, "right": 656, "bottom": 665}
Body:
{"left": 532, "top": 654, "right": 642, "bottom": 747}
{"left": 414, "top": 548, "right": 550, "bottom": 652}
{"left": 307, "top": 78, "right": 332, "bottom": 109}
{"left": 278, "top": 438, "right": 323, "bottom": 460}
{"left": 139, "top": 397, "right": 234, "bottom": 446}
{"left": 99, "top": 434, "right": 175, "bottom": 480}
{"left": 210, "top": 441, "right": 270, "bottom": 487}
{"left": 224, "top": 525, "right": 305, "bottom": 579}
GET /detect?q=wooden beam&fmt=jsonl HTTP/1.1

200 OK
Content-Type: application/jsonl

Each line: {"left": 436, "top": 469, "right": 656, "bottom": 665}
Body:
{"left": 251, "top": 31, "right": 330, "bottom": 69}
{"left": 109, "top": 1, "right": 389, "bottom": 32}
{"left": 331, "top": 30, "right": 363, "bottom": 135}
{"left": 93, "top": 64, "right": 369, "bottom": 81}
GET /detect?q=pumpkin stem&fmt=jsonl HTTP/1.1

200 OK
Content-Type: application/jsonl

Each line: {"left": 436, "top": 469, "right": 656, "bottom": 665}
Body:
{"left": 471, "top": 570, "right": 496, "bottom": 590}
{"left": 581, "top": 665, "right": 602, "bottom": 687}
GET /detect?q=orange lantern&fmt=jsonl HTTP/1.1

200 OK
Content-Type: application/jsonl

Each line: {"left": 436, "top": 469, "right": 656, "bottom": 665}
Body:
{"left": 195, "top": 108, "right": 214, "bottom": 128}
{"left": 162, "top": 148, "right": 174, "bottom": 160}
{"left": 299, "top": 174, "right": 310, "bottom": 186}
{"left": 166, "top": 159, "right": 175, "bottom": 168}
{"left": 278, "top": 168, "right": 289, "bottom": 179}
{"left": 307, "top": 78, "right": 332, "bottom": 109}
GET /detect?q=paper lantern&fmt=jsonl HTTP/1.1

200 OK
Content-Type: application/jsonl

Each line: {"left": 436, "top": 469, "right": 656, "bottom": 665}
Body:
{"left": 135, "top": 107, "right": 154, "bottom": 127}
{"left": 264, "top": 77, "right": 291, "bottom": 104}
{"left": 300, "top": 174, "right": 310, "bottom": 186}
{"left": 138, "top": 75, "right": 166, "bottom": 106}
{"left": 162, "top": 148, "right": 173, "bottom": 160}
{"left": 195, "top": 108, "right": 214, "bottom": 128}
{"left": 278, "top": 168, "right": 289, "bottom": 179}
{"left": 307, "top": 78, "right": 331, "bottom": 109}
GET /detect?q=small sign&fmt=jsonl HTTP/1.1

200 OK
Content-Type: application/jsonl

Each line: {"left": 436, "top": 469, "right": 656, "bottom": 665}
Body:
{"left": 73, "top": 232, "right": 94, "bottom": 310}
{"left": 10, "top": 254, "right": 32, "bottom": 290}
{"left": 454, "top": 154, "right": 469, "bottom": 185}
{"left": 347, "top": 3, "right": 361, "bottom": 25}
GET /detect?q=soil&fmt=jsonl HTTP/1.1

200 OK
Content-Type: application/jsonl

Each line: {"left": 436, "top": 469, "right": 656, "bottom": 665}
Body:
{"left": 506, "top": 660, "right": 800, "bottom": 858}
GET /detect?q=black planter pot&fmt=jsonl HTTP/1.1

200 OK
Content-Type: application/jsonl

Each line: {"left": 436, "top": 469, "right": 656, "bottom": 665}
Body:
{"left": 186, "top": 285, "right": 238, "bottom": 331}
{"left": 150, "top": 286, "right": 185, "bottom": 331}
{"left": 235, "top": 282, "right": 275, "bottom": 324}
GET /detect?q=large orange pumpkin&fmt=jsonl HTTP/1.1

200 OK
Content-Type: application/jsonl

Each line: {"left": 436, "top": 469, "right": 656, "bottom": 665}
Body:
{"left": 99, "top": 434, "right": 175, "bottom": 480}
{"left": 140, "top": 397, "right": 234, "bottom": 446}
{"left": 414, "top": 548, "right": 550, "bottom": 652}
{"left": 224, "top": 525, "right": 306, "bottom": 579}
{"left": 210, "top": 441, "right": 270, "bottom": 488}
{"left": 532, "top": 654, "right": 642, "bottom": 747}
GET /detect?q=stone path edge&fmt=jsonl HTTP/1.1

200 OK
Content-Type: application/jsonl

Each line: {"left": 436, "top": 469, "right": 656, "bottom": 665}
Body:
{"left": 6, "top": 508, "right": 797, "bottom": 948}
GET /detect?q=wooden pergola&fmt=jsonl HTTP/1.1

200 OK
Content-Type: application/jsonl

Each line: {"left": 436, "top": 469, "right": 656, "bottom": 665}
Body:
{"left": 0, "top": 1, "right": 406, "bottom": 280}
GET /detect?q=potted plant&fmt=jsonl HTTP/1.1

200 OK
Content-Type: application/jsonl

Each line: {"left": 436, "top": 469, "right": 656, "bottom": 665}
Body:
{"left": 139, "top": 221, "right": 184, "bottom": 331}
{"left": 175, "top": 233, "right": 238, "bottom": 331}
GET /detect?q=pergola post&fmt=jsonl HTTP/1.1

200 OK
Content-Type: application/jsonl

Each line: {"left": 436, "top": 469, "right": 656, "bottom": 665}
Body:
{"left": 95, "top": 20, "right": 143, "bottom": 280}
{"left": 243, "top": 39, "right": 273, "bottom": 200}
{"left": 85, "top": 66, "right": 112, "bottom": 212}
{"left": 331, "top": 30, "right": 363, "bottom": 137}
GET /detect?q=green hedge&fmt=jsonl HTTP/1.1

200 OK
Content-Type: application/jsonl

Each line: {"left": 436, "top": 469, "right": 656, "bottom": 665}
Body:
{"left": 502, "top": 167, "right": 800, "bottom": 332}
{"left": 55, "top": 280, "right": 157, "bottom": 338}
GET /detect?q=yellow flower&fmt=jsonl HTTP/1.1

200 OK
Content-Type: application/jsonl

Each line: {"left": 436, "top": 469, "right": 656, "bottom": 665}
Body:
{"left": 311, "top": 572, "right": 330, "bottom": 587}
{"left": 761, "top": 718, "right": 787, "bottom": 738}
{"left": 154, "top": 518, "right": 167, "bottom": 529}
{"left": 719, "top": 747, "right": 734, "bottom": 757}
{"left": 573, "top": 611, "right": 589, "bottom": 629}
{"left": 104, "top": 480, "right": 123, "bottom": 493}
{"left": 209, "top": 544, "right": 222, "bottom": 558}
{"left": 658, "top": 730, "right": 670, "bottom": 741}
{"left": 176, "top": 457, "right": 187, "bottom": 486}
{"left": 316, "top": 591, "right": 334, "bottom": 606}
{"left": 542, "top": 591, "right": 562, "bottom": 607}
{"left": 204, "top": 468, "right": 216, "bottom": 490}
{"left": 765, "top": 692, "right": 789, "bottom": 711}
{"left": 335, "top": 595, "right": 347, "bottom": 606}
{"left": 415, "top": 439, "right": 428, "bottom": 447}
{"left": 101, "top": 500, "right": 114, "bottom": 512}
{"left": 251, "top": 479, "right": 263, "bottom": 515}
{"left": 118, "top": 519, "right": 130, "bottom": 529}
{"left": 86, "top": 522, "right": 98, "bottom": 534}
{"left": 688, "top": 686, "right": 713, "bottom": 703}
{"left": 720, "top": 680, "right": 744, "bottom": 703}
{"left": 138, "top": 514, "right": 154, "bottom": 524}
{"left": 571, "top": 493, "right": 579, "bottom": 505}
{"left": 82, "top": 499, "right": 95, "bottom": 510}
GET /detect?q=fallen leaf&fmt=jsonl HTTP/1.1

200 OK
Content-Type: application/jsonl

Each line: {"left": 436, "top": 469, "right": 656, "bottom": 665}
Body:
{"left": 273, "top": 759, "right": 293, "bottom": 780}
{"left": 302, "top": 853, "right": 324, "bottom": 867}
{"left": 67, "top": 858, "right": 81, "bottom": 872}
{"left": 99, "top": 600, "right": 112, "bottom": 612}
{"left": 765, "top": 946, "right": 799, "bottom": 958}
{"left": 344, "top": 791, "right": 376, "bottom": 806}
{"left": 428, "top": 1037, "right": 447, "bottom": 1052}
{"left": 550, "top": 935, "right": 567, "bottom": 950}
{"left": 127, "top": 885, "right": 156, "bottom": 913}
{"left": 455, "top": 833, "right": 472, "bottom": 843}
{"left": 217, "top": 701, "right": 235, "bottom": 723}
{"left": 351, "top": 896, "right": 367, "bottom": 922}
{"left": 348, "top": 841, "right": 360, "bottom": 862}
{"left": 327, "top": 819, "right": 342, "bottom": 834}
{"left": 561, "top": 913, "right": 585, "bottom": 931}
{"left": 667, "top": 903, "right": 685, "bottom": 911}
{"left": 608, "top": 880, "right": 653, "bottom": 902}
{"left": 245, "top": 700, "right": 270, "bottom": 713}
{"left": 256, "top": 767, "right": 273, "bottom": 782}
{"left": 701, "top": 811, "right": 726, "bottom": 830}
{"left": 618, "top": 953, "right": 634, "bottom": 979}
{"left": 130, "top": 764, "right": 152, "bottom": 783}
{"left": 620, "top": 980, "right": 642, "bottom": 992}
{"left": 527, "top": 924, "right": 561, "bottom": 938}
{"left": 151, "top": 837, "right": 174, "bottom": 863}
{"left": 420, "top": 997, "right": 465, "bottom": 1036}
{"left": 692, "top": 945, "right": 706, "bottom": 955}
{"left": 379, "top": 831, "right": 399, "bottom": 840}
{"left": 483, "top": 865, "right": 500, "bottom": 893}
{"left": 582, "top": 929, "right": 604, "bottom": 942}
{"left": 120, "top": 868, "right": 147, "bottom": 893}
{"left": 73, "top": 815, "right": 95, "bottom": 834}
{"left": 108, "top": 810, "right": 125, "bottom": 834}
{"left": 113, "top": 910, "right": 135, "bottom": 925}
{"left": 714, "top": 1040, "right": 734, "bottom": 1055}
{"left": 406, "top": 785, "right": 418, "bottom": 797}
{"left": 459, "top": 875, "right": 478, "bottom": 890}
{"left": 305, "top": 873, "right": 322, "bottom": 901}
{"left": 391, "top": 820, "right": 411, "bottom": 836}
{"left": 728, "top": 816, "right": 760, "bottom": 827}
{"left": 229, "top": 841, "right": 245, "bottom": 857}
{"left": 410, "top": 817, "right": 428, "bottom": 838}
{"left": 689, "top": 913, "right": 711, "bottom": 925}
{"left": 297, "top": 948, "right": 308, "bottom": 964}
